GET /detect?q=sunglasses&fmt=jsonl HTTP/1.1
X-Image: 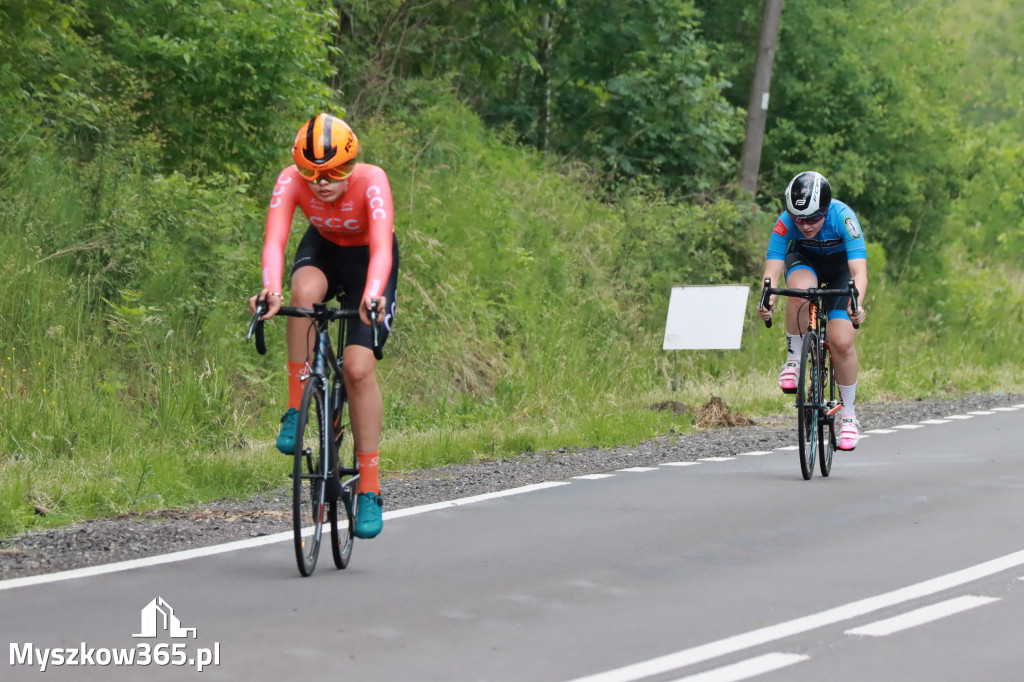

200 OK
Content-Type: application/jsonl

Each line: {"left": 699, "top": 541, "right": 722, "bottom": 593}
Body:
{"left": 297, "top": 160, "right": 356, "bottom": 183}
{"left": 792, "top": 209, "right": 827, "bottom": 225}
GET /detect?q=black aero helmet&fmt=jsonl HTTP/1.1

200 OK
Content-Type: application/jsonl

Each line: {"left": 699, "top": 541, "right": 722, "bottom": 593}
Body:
{"left": 784, "top": 171, "right": 832, "bottom": 221}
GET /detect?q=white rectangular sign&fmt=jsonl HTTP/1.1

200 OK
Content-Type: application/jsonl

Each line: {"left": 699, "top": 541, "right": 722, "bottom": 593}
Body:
{"left": 662, "top": 285, "right": 750, "bottom": 350}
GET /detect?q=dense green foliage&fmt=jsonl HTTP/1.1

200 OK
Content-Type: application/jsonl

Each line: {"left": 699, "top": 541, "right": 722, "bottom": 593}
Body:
{"left": 1, "top": 0, "right": 1022, "bottom": 535}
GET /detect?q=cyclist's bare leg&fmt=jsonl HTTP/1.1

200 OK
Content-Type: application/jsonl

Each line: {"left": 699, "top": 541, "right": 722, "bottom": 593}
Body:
{"left": 783, "top": 268, "right": 817, "bottom": 334}
{"left": 286, "top": 266, "right": 329, "bottom": 364}
{"left": 827, "top": 319, "right": 858, "bottom": 385}
{"left": 343, "top": 345, "right": 382, "bottom": 454}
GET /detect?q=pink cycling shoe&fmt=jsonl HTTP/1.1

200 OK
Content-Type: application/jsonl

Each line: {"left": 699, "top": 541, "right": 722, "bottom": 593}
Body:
{"left": 778, "top": 362, "right": 799, "bottom": 394}
{"left": 838, "top": 416, "right": 860, "bottom": 450}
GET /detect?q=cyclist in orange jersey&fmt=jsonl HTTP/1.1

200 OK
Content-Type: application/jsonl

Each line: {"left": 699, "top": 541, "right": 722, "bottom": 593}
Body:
{"left": 248, "top": 113, "right": 398, "bottom": 538}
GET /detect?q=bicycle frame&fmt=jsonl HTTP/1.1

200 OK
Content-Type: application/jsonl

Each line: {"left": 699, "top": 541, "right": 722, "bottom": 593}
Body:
{"left": 247, "top": 295, "right": 382, "bottom": 575}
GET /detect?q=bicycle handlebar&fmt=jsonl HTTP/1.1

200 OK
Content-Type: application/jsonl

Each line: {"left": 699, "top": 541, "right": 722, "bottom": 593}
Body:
{"left": 246, "top": 298, "right": 383, "bottom": 359}
{"left": 759, "top": 278, "right": 860, "bottom": 330}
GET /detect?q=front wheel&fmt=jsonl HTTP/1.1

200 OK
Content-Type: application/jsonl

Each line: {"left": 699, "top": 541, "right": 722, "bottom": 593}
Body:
{"left": 819, "top": 339, "right": 837, "bottom": 477}
{"left": 796, "top": 332, "right": 820, "bottom": 480}
{"left": 293, "top": 375, "right": 327, "bottom": 577}
{"left": 329, "top": 375, "right": 354, "bottom": 569}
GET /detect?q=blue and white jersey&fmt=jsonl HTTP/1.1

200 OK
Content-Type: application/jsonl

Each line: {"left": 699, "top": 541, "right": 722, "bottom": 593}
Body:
{"left": 765, "top": 199, "right": 867, "bottom": 261}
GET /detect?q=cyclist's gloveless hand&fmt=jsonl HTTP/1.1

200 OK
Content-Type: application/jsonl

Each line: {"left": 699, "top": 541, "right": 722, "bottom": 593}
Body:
{"left": 757, "top": 296, "right": 776, "bottom": 322}
{"left": 847, "top": 300, "right": 866, "bottom": 327}
{"left": 361, "top": 296, "right": 386, "bottom": 327}
{"left": 249, "top": 289, "right": 283, "bottom": 321}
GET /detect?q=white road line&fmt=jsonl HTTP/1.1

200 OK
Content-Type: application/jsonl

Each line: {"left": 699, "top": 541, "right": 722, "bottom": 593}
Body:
{"left": 945, "top": 415, "right": 973, "bottom": 420}
{"left": 778, "top": 446, "right": 800, "bottom": 451}
{"left": 662, "top": 462, "right": 699, "bottom": 467}
{"left": 845, "top": 595, "right": 999, "bottom": 637}
{"left": 1015, "top": 404, "right": 1024, "bottom": 408}
{"left": 992, "top": 407, "right": 1021, "bottom": 412}
{"left": 565, "top": 549, "right": 1024, "bottom": 682}
{"left": 617, "top": 467, "right": 660, "bottom": 473}
{"left": 737, "top": 451, "right": 773, "bottom": 457}
{"left": 0, "top": 481, "right": 571, "bottom": 592}
{"left": 968, "top": 410, "right": 996, "bottom": 415}
{"left": 920, "top": 419, "right": 952, "bottom": 425}
{"left": 866, "top": 429, "right": 897, "bottom": 434}
{"left": 575, "top": 474, "right": 617, "bottom": 480}
{"left": 670, "top": 653, "right": 809, "bottom": 682}
{"left": 699, "top": 457, "right": 734, "bottom": 462}
{"left": 892, "top": 424, "right": 924, "bottom": 430}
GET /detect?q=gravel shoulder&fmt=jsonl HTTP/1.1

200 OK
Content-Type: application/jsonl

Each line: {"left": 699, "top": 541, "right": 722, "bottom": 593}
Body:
{"left": 3, "top": 393, "right": 1021, "bottom": 580}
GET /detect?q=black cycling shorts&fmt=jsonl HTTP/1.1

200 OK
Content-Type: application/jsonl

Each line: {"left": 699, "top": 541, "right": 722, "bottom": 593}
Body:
{"left": 291, "top": 226, "right": 399, "bottom": 350}
{"left": 784, "top": 249, "right": 852, "bottom": 321}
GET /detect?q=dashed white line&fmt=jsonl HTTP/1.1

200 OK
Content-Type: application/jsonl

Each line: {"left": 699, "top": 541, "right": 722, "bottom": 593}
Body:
{"left": 575, "top": 474, "right": 617, "bottom": 480}
{"left": 945, "top": 415, "right": 973, "bottom": 419}
{"left": 699, "top": 457, "right": 734, "bottom": 462}
{"left": 565, "top": 549, "right": 1024, "bottom": 682}
{"left": 617, "top": 467, "right": 660, "bottom": 473}
{"left": 866, "top": 429, "right": 898, "bottom": 434}
{"left": 920, "top": 419, "right": 952, "bottom": 425}
{"left": 968, "top": 410, "right": 996, "bottom": 415}
{"left": 845, "top": 595, "right": 999, "bottom": 637}
{"left": 992, "top": 407, "right": 1021, "bottom": 412}
{"left": 670, "top": 653, "right": 809, "bottom": 682}
{"left": 737, "top": 451, "right": 773, "bottom": 457}
{"left": 892, "top": 424, "right": 924, "bottom": 430}
{"left": 662, "top": 462, "right": 699, "bottom": 467}
{"left": 778, "top": 445, "right": 800, "bottom": 451}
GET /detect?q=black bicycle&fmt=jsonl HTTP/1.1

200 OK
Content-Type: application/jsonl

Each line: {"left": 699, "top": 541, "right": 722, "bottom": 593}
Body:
{"left": 247, "top": 296, "right": 381, "bottom": 576}
{"left": 759, "top": 278, "right": 858, "bottom": 480}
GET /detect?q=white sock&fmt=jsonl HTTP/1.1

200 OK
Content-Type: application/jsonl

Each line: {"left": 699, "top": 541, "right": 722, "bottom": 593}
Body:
{"left": 786, "top": 333, "right": 804, "bottom": 364}
{"left": 838, "top": 383, "right": 857, "bottom": 419}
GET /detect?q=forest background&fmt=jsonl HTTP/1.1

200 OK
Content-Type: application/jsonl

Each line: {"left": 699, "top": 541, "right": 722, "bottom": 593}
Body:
{"left": 1, "top": 0, "right": 1022, "bottom": 535}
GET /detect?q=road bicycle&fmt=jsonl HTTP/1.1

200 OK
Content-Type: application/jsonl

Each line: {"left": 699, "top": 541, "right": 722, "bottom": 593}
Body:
{"left": 247, "top": 296, "right": 381, "bottom": 576}
{"left": 759, "top": 278, "right": 859, "bottom": 480}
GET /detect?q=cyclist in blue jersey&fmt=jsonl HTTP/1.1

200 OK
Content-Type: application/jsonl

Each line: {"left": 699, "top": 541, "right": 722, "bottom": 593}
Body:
{"left": 757, "top": 171, "right": 868, "bottom": 450}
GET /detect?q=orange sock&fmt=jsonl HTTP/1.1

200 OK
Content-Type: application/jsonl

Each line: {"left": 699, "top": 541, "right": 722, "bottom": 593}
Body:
{"left": 286, "top": 361, "right": 306, "bottom": 410}
{"left": 356, "top": 450, "right": 380, "bottom": 495}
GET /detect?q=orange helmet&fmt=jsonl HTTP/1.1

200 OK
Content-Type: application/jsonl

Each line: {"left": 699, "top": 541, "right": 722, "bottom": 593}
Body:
{"left": 292, "top": 113, "right": 359, "bottom": 181}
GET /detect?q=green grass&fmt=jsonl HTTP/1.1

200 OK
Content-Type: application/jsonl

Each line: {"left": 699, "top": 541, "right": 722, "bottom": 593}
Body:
{"left": 2, "top": 100, "right": 1023, "bottom": 537}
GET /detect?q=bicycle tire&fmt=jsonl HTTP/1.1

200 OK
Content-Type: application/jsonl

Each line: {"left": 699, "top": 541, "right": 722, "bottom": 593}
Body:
{"left": 329, "top": 375, "right": 354, "bottom": 569}
{"left": 797, "top": 332, "right": 819, "bottom": 480}
{"left": 819, "top": 339, "right": 837, "bottom": 477}
{"left": 293, "top": 375, "right": 327, "bottom": 577}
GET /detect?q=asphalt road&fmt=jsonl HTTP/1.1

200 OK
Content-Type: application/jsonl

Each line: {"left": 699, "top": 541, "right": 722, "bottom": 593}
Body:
{"left": 3, "top": 405, "right": 1023, "bottom": 681}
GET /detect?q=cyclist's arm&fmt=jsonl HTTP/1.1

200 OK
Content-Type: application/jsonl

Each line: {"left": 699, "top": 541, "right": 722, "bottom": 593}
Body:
{"left": 257, "top": 169, "right": 301, "bottom": 317}
{"left": 758, "top": 259, "right": 786, "bottom": 320}
{"left": 848, "top": 257, "right": 867, "bottom": 321}
{"left": 360, "top": 167, "right": 395, "bottom": 325}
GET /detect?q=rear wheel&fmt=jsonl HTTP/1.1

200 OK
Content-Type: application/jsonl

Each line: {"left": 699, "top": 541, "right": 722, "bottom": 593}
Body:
{"left": 796, "top": 332, "right": 820, "bottom": 480}
{"left": 293, "top": 375, "right": 327, "bottom": 577}
{"left": 819, "top": 338, "right": 837, "bottom": 477}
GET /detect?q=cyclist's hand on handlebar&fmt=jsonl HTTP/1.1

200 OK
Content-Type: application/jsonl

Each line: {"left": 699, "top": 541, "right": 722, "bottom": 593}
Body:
{"left": 757, "top": 296, "right": 776, "bottom": 322}
{"left": 360, "top": 296, "right": 385, "bottom": 327}
{"left": 847, "top": 300, "right": 866, "bottom": 327}
{"left": 248, "top": 289, "right": 283, "bottom": 320}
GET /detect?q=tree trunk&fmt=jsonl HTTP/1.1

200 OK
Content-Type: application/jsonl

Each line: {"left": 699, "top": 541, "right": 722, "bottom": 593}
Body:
{"left": 739, "top": 0, "right": 783, "bottom": 195}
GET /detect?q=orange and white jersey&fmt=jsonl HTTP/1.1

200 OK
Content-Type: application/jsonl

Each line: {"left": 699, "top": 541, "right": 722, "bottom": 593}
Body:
{"left": 261, "top": 163, "right": 394, "bottom": 299}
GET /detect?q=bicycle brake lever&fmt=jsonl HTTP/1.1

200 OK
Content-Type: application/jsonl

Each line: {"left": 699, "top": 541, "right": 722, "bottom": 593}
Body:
{"left": 369, "top": 307, "right": 383, "bottom": 360}
{"left": 760, "top": 277, "right": 773, "bottom": 329}
{"left": 847, "top": 279, "right": 860, "bottom": 330}
{"left": 247, "top": 300, "right": 268, "bottom": 355}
